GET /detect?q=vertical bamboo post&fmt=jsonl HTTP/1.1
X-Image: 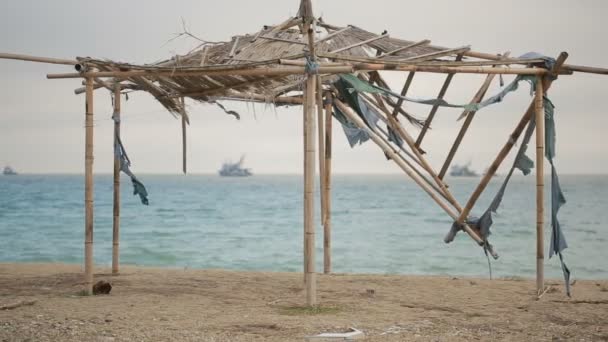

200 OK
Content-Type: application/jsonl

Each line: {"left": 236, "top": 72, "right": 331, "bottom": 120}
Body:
{"left": 323, "top": 91, "right": 333, "bottom": 274}
{"left": 535, "top": 77, "right": 545, "bottom": 294}
{"left": 112, "top": 82, "right": 121, "bottom": 275}
{"left": 302, "top": 9, "right": 317, "bottom": 305}
{"left": 316, "top": 76, "right": 326, "bottom": 225}
{"left": 84, "top": 77, "right": 95, "bottom": 294}
{"left": 180, "top": 97, "right": 187, "bottom": 174}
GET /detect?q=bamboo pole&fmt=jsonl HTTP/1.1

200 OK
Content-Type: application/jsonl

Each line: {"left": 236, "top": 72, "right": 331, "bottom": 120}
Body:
{"left": 334, "top": 98, "right": 485, "bottom": 246}
{"left": 454, "top": 53, "right": 568, "bottom": 228}
{"left": 380, "top": 40, "right": 431, "bottom": 58}
{"left": 391, "top": 72, "right": 416, "bottom": 117}
{"left": 180, "top": 97, "right": 187, "bottom": 174}
{"left": 316, "top": 77, "right": 326, "bottom": 226}
{"left": 46, "top": 65, "right": 556, "bottom": 80}
{"left": 84, "top": 77, "right": 95, "bottom": 294}
{"left": 111, "top": 83, "right": 121, "bottom": 275}
{"left": 0, "top": 52, "right": 78, "bottom": 65}
{"left": 303, "top": 17, "right": 317, "bottom": 306}
{"left": 535, "top": 77, "right": 545, "bottom": 295}
{"left": 329, "top": 33, "right": 389, "bottom": 54}
{"left": 439, "top": 52, "right": 511, "bottom": 180}
{"left": 323, "top": 92, "right": 333, "bottom": 274}
{"left": 415, "top": 54, "right": 464, "bottom": 149}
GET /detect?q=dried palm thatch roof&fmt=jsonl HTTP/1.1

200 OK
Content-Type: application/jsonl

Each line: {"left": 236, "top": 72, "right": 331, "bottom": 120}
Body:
{"left": 75, "top": 16, "right": 549, "bottom": 119}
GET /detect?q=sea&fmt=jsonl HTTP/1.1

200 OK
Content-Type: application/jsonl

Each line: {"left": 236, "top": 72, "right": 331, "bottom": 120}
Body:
{"left": 0, "top": 174, "right": 606, "bottom": 280}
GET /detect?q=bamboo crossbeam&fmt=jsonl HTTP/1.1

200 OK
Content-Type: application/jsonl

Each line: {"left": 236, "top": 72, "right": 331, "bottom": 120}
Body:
{"left": 416, "top": 54, "right": 464, "bottom": 148}
{"left": 439, "top": 52, "right": 511, "bottom": 180}
{"left": 84, "top": 77, "right": 95, "bottom": 295}
{"left": 334, "top": 98, "right": 485, "bottom": 246}
{"left": 112, "top": 83, "right": 121, "bottom": 275}
{"left": 0, "top": 52, "right": 78, "bottom": 65}
{"left": 564, "top": 64, "right": 608, "bottom": 75}
{"left": 48, "top": 64, "right": 556, "bottom": 80}
{"left": 535, "top": 77, "right": 545, "bottom": 295}
{"left": 278, "top": 59, "right": 348, "bottom": 67}
{"left": 323, "top": 92, "right": 333, "bottom": 274}
{"left": 379, "top": 40, "right": 431, "bottom": 58}
{"left": 329, "top": 33, "right": 389, "bottom": 54}
{"left": 454, "top": 52, "right": 568, "bottom": 230}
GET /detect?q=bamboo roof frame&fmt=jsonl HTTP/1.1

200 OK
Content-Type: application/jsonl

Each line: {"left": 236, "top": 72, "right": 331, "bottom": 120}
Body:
{"left": 1, "top": 0, "right": 607, "bottom": 306}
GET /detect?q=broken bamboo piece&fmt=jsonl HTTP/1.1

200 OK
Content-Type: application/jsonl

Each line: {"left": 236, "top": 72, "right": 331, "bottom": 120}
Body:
{"left": 334, "top": 98, "right": 485, "bottom": 247}
{"left": 438, "top": 52, "right": 511, "bottom": 179}
{"left": 454, "top": 52, "right": 568, "bottom": 230}
{"left": 416, "top": 54, "right": 464, "bottom": 149}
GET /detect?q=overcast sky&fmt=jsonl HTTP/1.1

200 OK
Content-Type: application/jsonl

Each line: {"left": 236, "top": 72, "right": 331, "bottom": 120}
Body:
{"left": 1, "top": 0, "right": 607, "bottom": 174}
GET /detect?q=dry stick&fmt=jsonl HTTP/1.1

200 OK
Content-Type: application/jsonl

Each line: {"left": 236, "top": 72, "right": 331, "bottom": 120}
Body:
{"left": 535, "top": 77, "right": 545, "bottom": 295}
{"left": 454, "top": 52, "right": 568, "bottom": 230}
{"left": 329, "top": 33, "right": 390, "bottom": 54}
{"left": 402, "top": 46, "right": 470, "bottom": 63}
{"left": 303, "top": 21, "right": 317, "bottom": 307}
{"left": 316, "top": 76, "right": 326, "bottom": 227}
{"left": 112, "top": 82, "right": 121, "bottom": 275}
{"left": 180, "top": 97, "right": 187, "bottom": 174}
{"left": 259, "top": 35, "right": 307, "bottom": 45}
{"left": 334, "top": 99, "right": 484, "bottom": 246}
{"left": 84, "top": 77, "right": 95, "bottom": 295}
{"left": 323, "top": 92, "right": 333, "bottom": 274}
{"left": 199, "top": 46, "right": 209, "bottom": 66}
{"left": 415, "top": 54, "right": 464, "bottom": 149}
{"left": 220, "top": 92, "right": 303, "bottom": 104}
{"left": 438, "top": 52, "right": 511, "bottom": 180}
{"left": 229, "top": 37, "right": 241, "bottom": 58}
{"left": 379, "top": 39, "right": 431, "bottom": 58}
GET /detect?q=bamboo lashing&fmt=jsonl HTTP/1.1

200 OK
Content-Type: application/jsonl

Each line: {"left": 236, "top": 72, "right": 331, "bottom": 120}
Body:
{"left": 535, "top": 77, "right": 545, "bottom": 295}
{"left": 112, "top": 82, "right": 121, "bottom": 275}
{"left": 454, "top": 52, "right": 568, "bottom": 229}
{"left": 84, "top": 77, "right": 95, "bottom": 294}
{"left": 323, "top": 92, "right": 333, "bottom": 274}
{"left": 438, "top": 52, "right": 511, "bottom": 180}
{"left": 415, "top": 54, "right": 464, "bottom": 149}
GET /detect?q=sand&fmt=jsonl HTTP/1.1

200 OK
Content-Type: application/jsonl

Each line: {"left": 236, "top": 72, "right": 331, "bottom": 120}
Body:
{"left": 0, "top": 263, "right": 606, "bottom": 341}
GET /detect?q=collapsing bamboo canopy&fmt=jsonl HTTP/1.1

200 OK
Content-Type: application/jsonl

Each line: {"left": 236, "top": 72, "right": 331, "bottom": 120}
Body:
{"left": 2, "top": 0, "right": 608, "bottom": 306}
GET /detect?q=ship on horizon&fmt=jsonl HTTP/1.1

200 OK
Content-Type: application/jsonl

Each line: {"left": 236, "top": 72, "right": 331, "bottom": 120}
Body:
{"left": 219, "top": 156, "right": 252, "bottom": 177}
{"left": 449, "top": 162, "right": 478, "bottom": 177}
{"left": 3, "top": 165, "right": 18, "bottom": 176}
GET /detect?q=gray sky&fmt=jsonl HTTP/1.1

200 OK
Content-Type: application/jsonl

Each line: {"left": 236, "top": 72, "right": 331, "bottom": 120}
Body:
{"left": 1, "top": 0, "right": 607, "bottom": 174}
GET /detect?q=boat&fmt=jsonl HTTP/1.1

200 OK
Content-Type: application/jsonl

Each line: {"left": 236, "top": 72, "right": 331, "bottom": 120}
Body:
{"left": 219, "top": 156, "right": 252, "bottom": 177}
{"left": 449, "top": 162, "right": 478, "bottom": 177}
{"left": 2, "top": 165, "right": 18, "bottom": 176}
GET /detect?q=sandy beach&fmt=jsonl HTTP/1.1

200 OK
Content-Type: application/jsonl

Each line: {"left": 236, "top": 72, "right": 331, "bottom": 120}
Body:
{"left": 0, "top": 263, "right": 606, "bottom": 341}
